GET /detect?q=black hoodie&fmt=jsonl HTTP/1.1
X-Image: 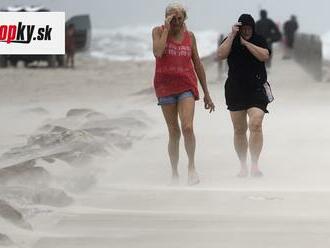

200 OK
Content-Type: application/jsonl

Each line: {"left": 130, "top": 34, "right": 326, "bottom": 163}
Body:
{"left": 226, "top": 14, "right": 271, "bottom": 86}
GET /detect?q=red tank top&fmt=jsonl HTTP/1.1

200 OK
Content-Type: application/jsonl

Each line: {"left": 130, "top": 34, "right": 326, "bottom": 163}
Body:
{"left": 153, "top": 28, "right": 199, "bottom": 99}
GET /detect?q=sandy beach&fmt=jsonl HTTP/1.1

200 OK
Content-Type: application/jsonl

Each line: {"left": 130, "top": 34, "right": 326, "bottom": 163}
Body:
{"left": 2, "top": 48, "right": 330, "bottom": 247}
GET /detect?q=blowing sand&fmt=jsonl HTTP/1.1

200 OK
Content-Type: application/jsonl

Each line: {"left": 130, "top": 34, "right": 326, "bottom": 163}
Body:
{"left": 1, "top": 50, "right": 330, "bottom": 247}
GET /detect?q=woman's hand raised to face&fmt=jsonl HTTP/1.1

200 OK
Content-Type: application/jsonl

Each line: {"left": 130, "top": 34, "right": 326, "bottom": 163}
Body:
{"left": 164, "top": 14, "right": 175, "bottom": 30}
{"left": 231, "top": 22, "right": 241, "bottom": 36}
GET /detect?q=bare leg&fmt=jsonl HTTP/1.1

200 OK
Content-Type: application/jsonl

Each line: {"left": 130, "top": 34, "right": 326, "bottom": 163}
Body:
{"left": 247, "top": 107, "right": 265, "bottom": 177}
{"left": 230, "top": 111, "right": 248, "bottom": 177}
{"left": 178, "top": 96, "right": 199, "bottom": 185}
{"left": 161, "top": 104, "right": 181, "bottom": 182}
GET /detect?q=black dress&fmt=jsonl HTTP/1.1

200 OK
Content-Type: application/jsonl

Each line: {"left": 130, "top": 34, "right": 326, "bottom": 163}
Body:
{"left": 224, "top": 34, "right": 271, "bottom": 113}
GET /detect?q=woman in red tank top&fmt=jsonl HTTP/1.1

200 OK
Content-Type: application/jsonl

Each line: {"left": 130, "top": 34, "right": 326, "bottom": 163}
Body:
{"left": 152, "top": 3, "right": 215, "bottom": 185}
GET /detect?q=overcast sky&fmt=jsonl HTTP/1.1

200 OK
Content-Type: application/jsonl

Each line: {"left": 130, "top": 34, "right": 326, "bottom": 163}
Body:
{"left": 1, "top": 0, "right": 329, "bottom": 34}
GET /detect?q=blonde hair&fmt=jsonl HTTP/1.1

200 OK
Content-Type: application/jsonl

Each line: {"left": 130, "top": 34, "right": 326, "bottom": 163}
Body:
{"left": 165, "top": 2, "right": 188, "bottom": 20}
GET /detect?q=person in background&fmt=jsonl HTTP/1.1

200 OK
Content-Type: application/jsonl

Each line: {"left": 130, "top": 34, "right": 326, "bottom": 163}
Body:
{"left": 255, "top": 9, "right": 281, "bottom": 68}
{"left": 152, "top": 2, "right": 215, "bottom": 185}
{"left": 65, "top": 23, "right": 76, "bottom": 68}
{"left": 218, "top": 14, "right": 271, "bottom": 178}
{"left": 283, "top": 15, "right": 299, "bottom": 59}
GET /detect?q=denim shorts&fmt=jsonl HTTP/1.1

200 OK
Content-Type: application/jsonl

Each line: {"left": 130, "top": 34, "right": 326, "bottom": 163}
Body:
{"left": 158, "top": 91, "right": 194, "bottom": 105}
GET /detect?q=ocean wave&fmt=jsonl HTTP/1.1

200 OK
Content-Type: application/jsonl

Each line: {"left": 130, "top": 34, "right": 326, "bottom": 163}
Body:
{"left": 91, "top": 26, "right": 330, "bottom": 62}
{"left": 90, "top": 26, "right": 220, "bottom": 61}
{"left": 321, "top": 31, "right": 330, "bottom": 60}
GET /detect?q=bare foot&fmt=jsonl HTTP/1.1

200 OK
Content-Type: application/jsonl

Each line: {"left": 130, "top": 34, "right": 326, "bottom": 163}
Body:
{"left": 237, "top": 167, "right": 248, "bottom": 178}
{"left": 188, "top": 170, "right": 200, "bottom": 186}
{"left": 251, "top": 166, "right": 263, "bottom": 178}
{"left": 169, "top": 175, "right": 180, "bottom": 186}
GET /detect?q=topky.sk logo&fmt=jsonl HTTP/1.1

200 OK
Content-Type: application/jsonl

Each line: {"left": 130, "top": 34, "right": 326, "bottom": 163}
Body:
{"left": 0, "top": 12, "right": 65, "bottom": 54}
{"left": 0, "top": 22, "right": 53, "bottom": 44}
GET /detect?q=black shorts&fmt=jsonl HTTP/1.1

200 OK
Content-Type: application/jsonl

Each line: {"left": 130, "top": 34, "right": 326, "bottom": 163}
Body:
{"left": 225, "top": 79, "right": 269, "bottom": 113}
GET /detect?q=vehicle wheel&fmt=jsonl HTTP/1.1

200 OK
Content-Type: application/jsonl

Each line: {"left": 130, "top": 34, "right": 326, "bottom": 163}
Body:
{"left": 56, "top": 55, "right": 65, "bottom": 67}
{"left": 10, "top": 60, "right": 18, "bottom": 67}
{"left": 48, "top": 55, "right": 56, "bottom": 68}
{"left": 0, "top": 56, "right": 8, "bottom": 68}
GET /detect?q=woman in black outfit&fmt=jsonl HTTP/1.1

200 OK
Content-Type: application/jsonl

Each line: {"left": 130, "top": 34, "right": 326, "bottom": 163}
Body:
{"left": 218, "top": 14, "right": 271, "bottom": 178}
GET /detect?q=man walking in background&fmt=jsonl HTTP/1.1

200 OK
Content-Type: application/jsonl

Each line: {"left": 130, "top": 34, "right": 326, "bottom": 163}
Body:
{"left": 255, "top": 9, "right": 281, "bottom": 68}
{"left": 283, "top": 15, "right": 299, "bottom": 59}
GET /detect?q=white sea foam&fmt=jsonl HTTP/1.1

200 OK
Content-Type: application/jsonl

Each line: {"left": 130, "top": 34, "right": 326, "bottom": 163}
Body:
{"left": 321, "top": 30, "right": 330, "bottom": 60}
{"left": 90, "top": 26, "right": 220, "bottom": 61}
{"left": 91, "top": 26, "right": 330, "bottom": 61}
